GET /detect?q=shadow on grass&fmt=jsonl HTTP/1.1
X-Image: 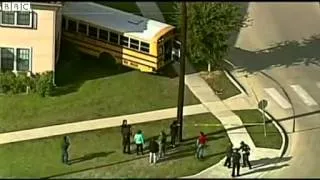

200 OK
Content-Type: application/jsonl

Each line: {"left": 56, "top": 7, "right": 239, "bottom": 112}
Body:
{"left": 42, "top": 155, "right": 149, "bottom": 179}
{"left": 69, "top": 151, "right": 115, "bottom": 165}
{"left": 53, "top": 41, "right": 132, "bottom": 96}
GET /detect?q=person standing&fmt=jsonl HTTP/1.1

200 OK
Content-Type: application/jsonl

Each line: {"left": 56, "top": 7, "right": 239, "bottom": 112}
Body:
{"left": 170, "top": 121, "right": 179, "bottom": 148}
{"left": 120, "top": 119, "right": 132, "bottom": 154}
{"left": 158, "top": 130, "right": 167, "bottom": 158}
{"left": 134, "top": 130, "right": 145, "bottom": 155}
{"left": 149, "top": 138, "right": 159, "bottom": 164}
{"left": 231, "top": 148, "right": 241, "bottom": 177}
{"left": 224, "top": 143, "right": 233, "bottom": 168}
{"left": 240, "top": 141, "right": 252, "bottom": 169}
{"left": 62, "top": 136, "right": 71, "bottom": 165}
{"left": 195, "top": 131, "right": 208, "bottom": 160}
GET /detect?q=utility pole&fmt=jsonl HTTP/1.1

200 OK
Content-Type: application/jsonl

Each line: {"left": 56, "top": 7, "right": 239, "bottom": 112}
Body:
{"left": 177, "top": 1, "right": 187, "bottom": 142}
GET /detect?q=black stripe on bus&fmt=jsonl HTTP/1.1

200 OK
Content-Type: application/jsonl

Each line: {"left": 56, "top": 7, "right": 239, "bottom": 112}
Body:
{"left": 68, "top": 38, "right": 157, "bottom": 69}
{"left": 63, "top": 31, "right": 159, "bottom": 59}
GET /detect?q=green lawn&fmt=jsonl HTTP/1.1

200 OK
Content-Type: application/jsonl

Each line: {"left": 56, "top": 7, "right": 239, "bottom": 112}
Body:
{"left": 157, "top": 2, "right": 177, "bottom": 25}
{"left": 233, "top": 110, "right": 282, "bottom": 149}
{"left": 96, "top": 2, "right": 142, "bottom": 16}
{"left": 200, "top": 71, "right": 241, "bottom": 100}
{"left": 0, "top": 41, "right": 199, "bottom": 133}
{"left": 0, "top": 113, "right": 230, "bottom": 178}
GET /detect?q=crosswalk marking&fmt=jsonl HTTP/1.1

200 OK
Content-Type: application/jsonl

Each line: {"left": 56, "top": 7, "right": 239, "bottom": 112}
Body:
{"left": 264, "top": 88, "right": 292, "bottom": 109}
{"left": 290, "top": 85, "right": 318, "bottom": 106}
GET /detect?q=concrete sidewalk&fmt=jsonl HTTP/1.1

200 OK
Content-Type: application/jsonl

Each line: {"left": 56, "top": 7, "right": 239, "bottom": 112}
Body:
{"left": 0, "top": 104, "right": 207, "bottom": 145}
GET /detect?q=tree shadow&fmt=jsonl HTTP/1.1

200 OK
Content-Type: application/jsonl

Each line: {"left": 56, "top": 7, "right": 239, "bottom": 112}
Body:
{"left": 229, "top": 35, "right": 320, "bottom": 73}
{"left": 240, "top": 164, "right": 289, "bottom": 176}
{"left": 69, "top": 151, "right": 115, "bottom": 165}
{"left": 250, "top": 156, "right": 292, "bottom": 168}
{"left": 53, "top": 40, "right": 132, "bottom": 96}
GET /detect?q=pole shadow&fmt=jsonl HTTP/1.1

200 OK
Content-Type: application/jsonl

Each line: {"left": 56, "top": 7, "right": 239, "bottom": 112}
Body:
{"left": 240, "top": 164, "right": 289, "bottom": 176}
{"left": 250, "top": 156, "right": 292, "bottom": 169}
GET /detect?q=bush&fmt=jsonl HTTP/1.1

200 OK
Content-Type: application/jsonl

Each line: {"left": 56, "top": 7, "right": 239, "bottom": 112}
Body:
{"left": 0, "top": 71, "right": 17, "bottom": 94}
{"left": 35, "top": 71, "right": 54, "bottom": 97}
{"left": 0, "top": 71, "right": 55, "bottom": 97}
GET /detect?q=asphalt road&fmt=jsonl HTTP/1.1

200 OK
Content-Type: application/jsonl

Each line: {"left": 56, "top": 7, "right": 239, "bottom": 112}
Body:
{"left": 229, "top": 2, "right": 320, "bottom": 178}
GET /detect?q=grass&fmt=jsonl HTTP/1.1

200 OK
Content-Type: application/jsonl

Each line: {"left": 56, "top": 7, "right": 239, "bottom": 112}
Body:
{"left": 96, "top": 2, "right": 142, "bottom": 16}
{"left": 0, "top": 113, "right": 230, "bottom": 178}
{"left": 0, "top": 41, "right": 199, "bottom": 133}
{"left": 233, "top": 110, "right": 282, "bottom": 149}
{"left": 200, "top": 71, "right": 241, "bottom": 100}
{"left": 157, "top": 2, "right": 177, "bottom": 25}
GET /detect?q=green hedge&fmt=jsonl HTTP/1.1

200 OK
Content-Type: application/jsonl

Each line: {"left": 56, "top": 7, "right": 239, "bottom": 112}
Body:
{"left": 0, "top": 71, "right": 54, "bottom": 97}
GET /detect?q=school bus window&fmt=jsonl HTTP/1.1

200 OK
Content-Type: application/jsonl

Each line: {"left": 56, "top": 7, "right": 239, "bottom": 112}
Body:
{"left": 130, "top": 39, "right": 139, "bottom": 50}
{"left": 89, "top": 26, "right": 98, "bottom": 38}
{"left": 120, "top": 35, "right": 129, "bottom": 47}
{"left": 110, "top": 32, "right": 119, "bottom": 44}
{"left": 67, "top": 19, "right": 77, "bottom": 32}
{"left": 99, "top": 29, "right": 109, "bottom": 42}
{"left": 140, "top": 41, "right": 150, "bottom": 53}
{"left": 62, "top": 17, "right": 66, "bottom": 30}
{"left": 78, "top": 22, "right": 87, "bottom": 34}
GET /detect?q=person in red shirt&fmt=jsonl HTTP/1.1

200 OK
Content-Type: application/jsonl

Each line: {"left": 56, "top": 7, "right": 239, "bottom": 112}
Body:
{"left": 195, "top": 131, "right": 208, "bottom": 160}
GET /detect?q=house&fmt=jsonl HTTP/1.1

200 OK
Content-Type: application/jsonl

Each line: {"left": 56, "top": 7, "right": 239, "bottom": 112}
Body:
{"left": 0, "top": 2, "right": 62, "bottom": 75}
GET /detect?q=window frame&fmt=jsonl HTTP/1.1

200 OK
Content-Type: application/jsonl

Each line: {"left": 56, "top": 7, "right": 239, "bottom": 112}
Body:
{"left": 120, "top": 35, "right": 129, "bottom": 47}
{"left": 129, "top": 38, "right": 139, "bottom": 50}
{"left": 140, "top": 41, "right": 150, "bottom": 53}
{"left": 0, "top": 46, "right": 32, "bottom": 73}
{"left": 16, "top": 48, "right": 31, "bottom": 72}
{"left": 0, "top": 47, "right": 15, "bottom": 71}
{"left": 88, "top": 25, "right": 98, "bottom": 39}
{"left": 109, "top": 31, "right": 119, "bottom": 44}
{"left": 77, "top": 21, "right": 88, "bottom": 35}
{"left": 0, "top": 11, "right": 32, "bottom": 28}
{"left": 67, "top": 19, "right": 77, "bottom": 32}
{"left": 98, "top": 28, "right": 109, "bottom": 42}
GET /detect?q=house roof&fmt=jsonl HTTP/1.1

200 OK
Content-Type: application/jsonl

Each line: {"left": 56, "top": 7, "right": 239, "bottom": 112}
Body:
{"left": 62, "top": 2, "right": 174, "bottom": 42}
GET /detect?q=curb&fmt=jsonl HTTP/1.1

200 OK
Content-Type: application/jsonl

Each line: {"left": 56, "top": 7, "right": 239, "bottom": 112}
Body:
{"left": 257, "top": 109, "right": 289, "bottom": 158}
{"left": 223, "top": 70, "right": 248, "bottom": 96}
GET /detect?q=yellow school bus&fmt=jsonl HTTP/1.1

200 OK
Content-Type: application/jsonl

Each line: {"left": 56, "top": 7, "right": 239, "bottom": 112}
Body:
{"left": 61, "top": 2, "right": 180, "bottom": 73}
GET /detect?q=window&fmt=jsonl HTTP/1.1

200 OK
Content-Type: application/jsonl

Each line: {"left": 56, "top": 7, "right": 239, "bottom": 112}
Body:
{"left": 1, "top": 48, "right": 14, "bottom": 71}
{"left": 140, "top": 41, "right": 150, "bottom": 53}
{"left": 120, "top": 35, "right": 129, "bottom": 47}
{"left": 78, "top": 22, "right": 87, "bottom": 34}
{"left": 16, "top": 48, "right": 30, "bottom": 71}
{"left": 130, "top": 39, "right": 139, "bottom": 50}
{"left": 88, "top": 26, "right": 98, "bottom": 38}
{"left": 17, "top": 12, "right": 31, "bottom": 26}
{"left": 109, "top": 32, "right": 119, "bottom": 44}
{"left": 62, "top": 17, "right": 66, "bottom": 30}
{"left": 2, "top": 12, "right": 15, "bottom": 25}
{"left": 99, "top": 29, "right": 108, "bottom": 42}
{"left": 67, "top": 19, "right": 76, "bottom": 32}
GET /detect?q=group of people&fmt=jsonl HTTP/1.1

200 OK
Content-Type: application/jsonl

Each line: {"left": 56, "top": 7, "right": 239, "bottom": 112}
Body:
{"left": 120, "top": 119, "right": 181, "bottom": 164}
{"left": 224, "top": 141, "right": 252, "bottom": 177}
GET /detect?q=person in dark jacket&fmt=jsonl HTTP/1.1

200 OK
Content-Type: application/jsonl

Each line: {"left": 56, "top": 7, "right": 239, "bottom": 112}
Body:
{"left": 158, "top": 130, "right": 167, "bottom": 158}
{"left": 62, "top": 136, "right": 71, "bottom": 165}
{"left": 240, "top": 141, "right": 252, "bottom": 169}
{"left": 231, "top": 148, "right": 241, "bottom": 177}
{"left": 224, "top": 143, "right": 233, "bottom": 168}
{"left": 149, "top": 138, "right": 159, "bottom": 164}
{"left": 170, "top": 121, "right": 179, "bottom": 148}
{"left": 120, "top": 119, "right": 132, "bottom": 154}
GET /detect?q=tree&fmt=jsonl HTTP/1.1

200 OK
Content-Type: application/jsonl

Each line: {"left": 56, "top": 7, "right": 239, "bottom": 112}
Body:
{"left": 173, "top": 2, "right": 247, "bottom": 72}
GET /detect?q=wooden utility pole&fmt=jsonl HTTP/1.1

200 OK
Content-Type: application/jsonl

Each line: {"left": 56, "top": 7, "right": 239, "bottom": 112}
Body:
{"left": 177, "top": 1, "right": 187, "bottom": 142}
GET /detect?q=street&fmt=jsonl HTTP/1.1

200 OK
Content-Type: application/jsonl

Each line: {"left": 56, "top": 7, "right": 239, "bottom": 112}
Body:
{"left": 230, "top": 2, "right": 320, "bottom": 178}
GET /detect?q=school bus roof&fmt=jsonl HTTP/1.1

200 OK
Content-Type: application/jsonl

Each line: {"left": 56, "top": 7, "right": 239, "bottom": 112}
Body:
{"left": 62, "top": 2, "right": 174, "bottom": 42}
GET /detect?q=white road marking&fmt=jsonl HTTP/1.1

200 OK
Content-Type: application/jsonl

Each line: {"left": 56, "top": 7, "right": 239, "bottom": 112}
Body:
{"left": 264, "top": 88, "right": 292, "bottom": 109}
{"left": 290, "top": 85, "right": 318, "bottom": 106}
{"left": 316, "top": 82, "right": 320, "bottom": 89}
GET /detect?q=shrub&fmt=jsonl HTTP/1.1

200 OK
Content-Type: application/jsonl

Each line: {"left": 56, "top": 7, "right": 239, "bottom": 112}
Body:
{"left": 35, "top": 71, "right": 54, "bottom": 97}
{"left": 0, "top": 71, "right": 17, "bottom": 94}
